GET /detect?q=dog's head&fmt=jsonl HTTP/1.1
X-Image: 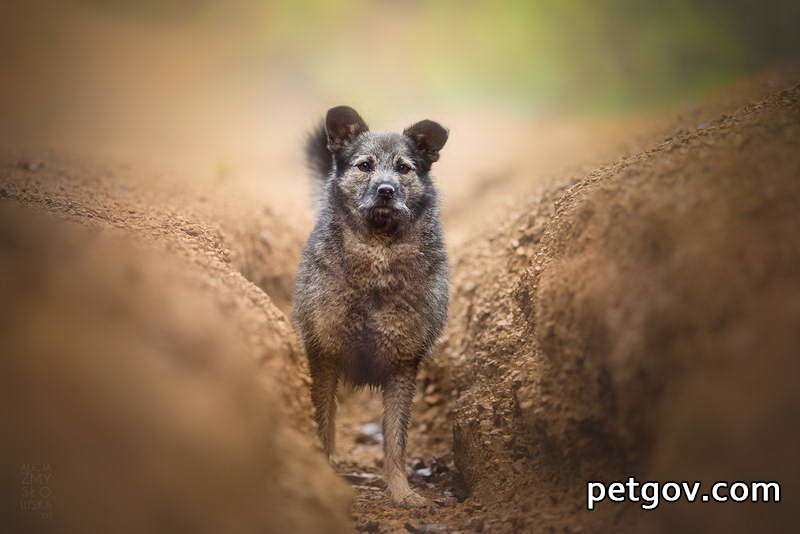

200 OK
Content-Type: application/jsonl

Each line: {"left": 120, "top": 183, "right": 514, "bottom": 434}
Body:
{"left": 324, "top": 106, "right": 448, "bottom": 236}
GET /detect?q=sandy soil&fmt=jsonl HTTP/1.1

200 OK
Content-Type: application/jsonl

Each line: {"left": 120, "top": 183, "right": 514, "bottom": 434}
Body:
{"left": 432, "top": 77, "right": 800, "bottom": 532}
{"left": 2, "top": 69, "right": 799, "bottom": 532}
{"left": 0, "top": 206, "right": 352, "bottom": 533}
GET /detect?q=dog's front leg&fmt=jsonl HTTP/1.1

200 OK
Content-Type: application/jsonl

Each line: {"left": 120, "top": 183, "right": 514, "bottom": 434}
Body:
{"left": 382, "top": 368, "right": 427, "bottom": 507}
{"left": 309, "top": 355, "right": 339, "bottom": 460}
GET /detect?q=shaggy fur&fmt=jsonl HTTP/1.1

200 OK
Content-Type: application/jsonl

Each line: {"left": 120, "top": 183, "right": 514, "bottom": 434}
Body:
{"left": 293, "top": 106, "right": 449, "bottom": 506}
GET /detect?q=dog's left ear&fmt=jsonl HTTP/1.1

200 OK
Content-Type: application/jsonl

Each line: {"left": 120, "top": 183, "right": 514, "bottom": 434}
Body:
{"left": 404, "top": 120, "right": 449, "bottom": 166}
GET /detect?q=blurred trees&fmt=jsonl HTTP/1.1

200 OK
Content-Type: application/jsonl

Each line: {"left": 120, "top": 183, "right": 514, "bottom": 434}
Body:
{"left": 43, "top": 0, "right": 800, "bottom": 110}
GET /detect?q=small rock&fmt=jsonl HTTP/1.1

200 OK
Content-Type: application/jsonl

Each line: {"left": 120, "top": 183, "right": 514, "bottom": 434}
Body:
{"left": 357, "top": 520, "right": 380, "bottom": 532}
{"left": 430, "top": 456, "right": 451, "bottom": 474}
{"left": 342, "top": 472, "right": 382, "bottom": 487}
{"left": 355, "top": 422, "right": 383, "bottom": 445}
{"left": 353, "top": 485, "right": 382, "bottom": 492}
{"left": 433, "top": 495, "right": 456, "bottom": 507}
{"left": 405, "top": 522, "right": 448, "bottom": 533}
{"left": 18, "top": 159, "right": 43, "bottom": 171}
{"left": 423, "top": 393, "right": 442, "bottom": 406}
{"left": 466, "top": 499, "right": 484, "bottom": 510}
{"left": 414, "top": 467, "right": 433, "bottom": 478}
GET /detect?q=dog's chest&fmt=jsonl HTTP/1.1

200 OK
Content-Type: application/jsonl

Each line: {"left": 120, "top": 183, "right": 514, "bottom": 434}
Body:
{"left": 341, "top": 232, "right": 425, "bottom": 292}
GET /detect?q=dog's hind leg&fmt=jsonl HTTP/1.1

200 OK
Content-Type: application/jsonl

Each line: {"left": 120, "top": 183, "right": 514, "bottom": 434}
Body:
{"left": 382, "top": 367, "right": 427, "bottom": 507}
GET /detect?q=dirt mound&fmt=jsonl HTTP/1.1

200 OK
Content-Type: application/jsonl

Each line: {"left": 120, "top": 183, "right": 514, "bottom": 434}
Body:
{"left": 436, "top": 83, "right": 800, "bottom": 531}
{"left": 0, "top": 150, "right": 304, "bottom": 314}
{"left": 0, "top": 151, "right": 309, "bottom": 419}
{"left": 0, "top": 206, "right": 351, "bottom": 533}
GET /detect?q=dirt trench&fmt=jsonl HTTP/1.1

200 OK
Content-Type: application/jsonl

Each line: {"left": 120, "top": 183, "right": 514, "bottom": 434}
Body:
{"left": 430, "top": 80, "right": 800, "bottom": 532}
{"left": 0, "top": 204, "right": 352, "bottom": 533}
{"left": 2, "top": 71, "right": 799, "bottom": 533}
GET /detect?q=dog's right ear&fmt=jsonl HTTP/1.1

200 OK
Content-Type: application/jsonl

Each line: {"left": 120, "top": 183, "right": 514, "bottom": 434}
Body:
{"left": 325, "top": 106, "right": 369, "bottom": 153}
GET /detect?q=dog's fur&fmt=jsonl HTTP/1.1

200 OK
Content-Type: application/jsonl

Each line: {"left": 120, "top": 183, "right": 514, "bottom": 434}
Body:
{"left": 294, "top": 106, "right": 449, "bottom": 506}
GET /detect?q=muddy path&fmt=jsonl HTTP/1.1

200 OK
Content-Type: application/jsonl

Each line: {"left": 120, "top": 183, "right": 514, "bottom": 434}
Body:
{"left": 2, "top": 70, "right": 799, "bottom": 533}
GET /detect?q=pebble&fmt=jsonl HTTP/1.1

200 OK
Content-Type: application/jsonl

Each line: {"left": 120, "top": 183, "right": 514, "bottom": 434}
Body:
{"left": 355, "top": 422, "right": 383, "bottom": 445}
{"left": 343, "top": 472, "right": 383, "bottom": 487}
{"left": 423, "top": 393, "right": 442, "bottom": 406}
{"left": 18, "top": 159, "right": 44, "bottom": 172}
{"left": 357, "top": 520, "right": 380, "bottom": 532}
{"left": 414, "top": 467, "right": 433, "bottom": 478}
{"left": 405, "top": 522, "right": 448, "bottom": 533}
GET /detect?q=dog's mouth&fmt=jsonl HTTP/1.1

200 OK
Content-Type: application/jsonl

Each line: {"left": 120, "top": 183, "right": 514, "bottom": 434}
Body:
{"left": 359, "top": 200, "right": 410, "bottom": 233}
{"left": 369, "top": 206, "right": 393, "bottom": 226}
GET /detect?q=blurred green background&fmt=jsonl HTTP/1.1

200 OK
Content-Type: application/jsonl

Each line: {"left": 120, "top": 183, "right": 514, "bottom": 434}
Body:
{"left": 77, "top": 0, "right": 800, "bottom": 112}
{"left": 3, "top": 0, "right": 799, "bottom": 158}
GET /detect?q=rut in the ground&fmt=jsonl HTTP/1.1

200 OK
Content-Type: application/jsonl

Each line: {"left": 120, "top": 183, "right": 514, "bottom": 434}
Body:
{"left": 425, "top": 81, "right": 800, "bottom": 532}
{"left": 2, "top": 74, "right": 799, "bottom": 534}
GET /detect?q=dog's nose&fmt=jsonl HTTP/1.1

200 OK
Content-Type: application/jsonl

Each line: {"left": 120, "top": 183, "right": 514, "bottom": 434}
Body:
{"left": 377, "top": 184, "right": 395, "bottom": 199}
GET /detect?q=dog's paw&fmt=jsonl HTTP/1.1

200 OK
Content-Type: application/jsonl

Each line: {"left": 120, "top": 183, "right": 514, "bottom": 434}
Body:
{"left": 391, "top": 490, "right": 430, "bottom": 508}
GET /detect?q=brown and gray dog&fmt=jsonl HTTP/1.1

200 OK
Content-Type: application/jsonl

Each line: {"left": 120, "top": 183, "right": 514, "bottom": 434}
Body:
{"left": 294, "top": 106, "right": 449, "bottom": 506}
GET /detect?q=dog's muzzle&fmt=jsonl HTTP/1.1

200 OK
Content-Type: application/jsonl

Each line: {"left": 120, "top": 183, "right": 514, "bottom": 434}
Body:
{"left": 361, "top": 196, "right": 410, "bottom": 233}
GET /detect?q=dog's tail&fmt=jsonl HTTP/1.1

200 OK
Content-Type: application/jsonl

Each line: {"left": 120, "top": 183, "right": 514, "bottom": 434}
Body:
{"left": 305, "top": 121, "right": 332, "bottom": 183}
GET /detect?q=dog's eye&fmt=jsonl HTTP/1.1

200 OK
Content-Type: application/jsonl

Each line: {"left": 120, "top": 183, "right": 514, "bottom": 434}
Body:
{"left": 357, "top": 161, "right": 373, "bottom": 173}
{"left": 396, "top": 163, "right": 411, "bottom": 175}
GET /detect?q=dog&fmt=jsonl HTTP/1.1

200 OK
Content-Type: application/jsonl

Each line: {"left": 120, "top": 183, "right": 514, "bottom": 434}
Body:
{"left": 293, "top": 106, "right": 449, "bottom": 507}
